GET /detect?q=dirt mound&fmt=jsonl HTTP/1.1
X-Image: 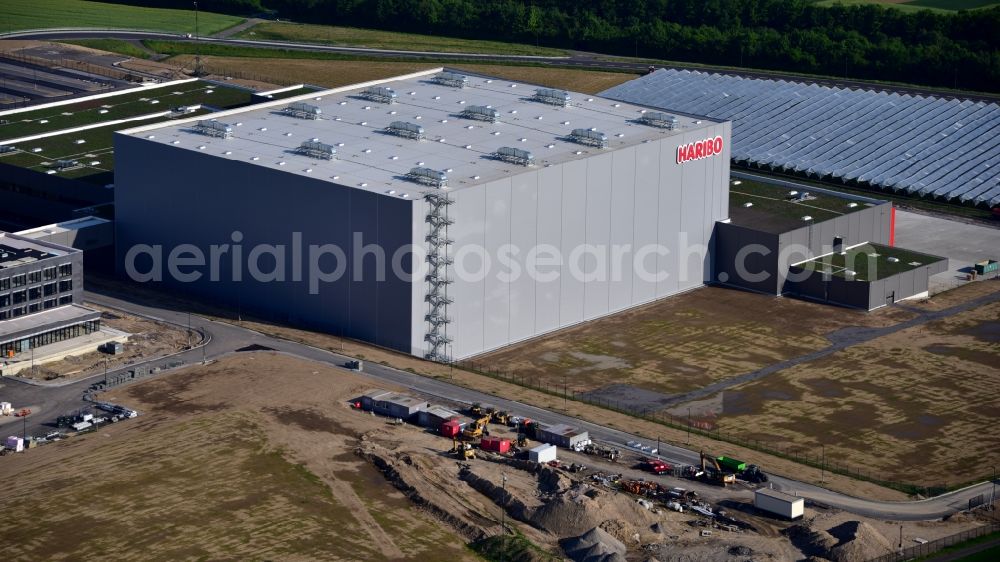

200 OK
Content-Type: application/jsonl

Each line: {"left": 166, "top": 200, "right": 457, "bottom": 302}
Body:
{"left": 531, "top": 484, "right": 656, "bottom": 537}
{"left": 598, "top": 519, "right": 639, "bottom": 545}
{"left": 783, "top": 524, "right": 837, "bottom": 559}
{"left": 728, "top": 544, "right": 754, "bottom": 556}
{"left": 827, "top": 521, "right": 892, "bottom": 562}
{"left": 561, "top": 526, "right": 627, "bottom": 562}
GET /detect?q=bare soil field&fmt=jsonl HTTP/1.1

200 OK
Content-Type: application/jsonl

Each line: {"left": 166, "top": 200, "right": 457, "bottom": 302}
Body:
{"left": 697, "top": 284, "right": 1000, "bottom": 488}
{"left": 3, "top": 352, "right": 983, "bottom": 561}
{"left": 167, "top": 55, "right": 638, "bottom": 93}
{"left": 0, "top": 354, "right": 478, "bottom": 561}
{"left": 17, "top": 305, "right": 189, "bottom": 384}
{"left": 478, "top": 286, "right": 915, "bottom": 397}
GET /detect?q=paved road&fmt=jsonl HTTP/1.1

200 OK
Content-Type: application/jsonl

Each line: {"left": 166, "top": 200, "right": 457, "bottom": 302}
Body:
{"left": 4, "top": 28, "right": 998, "bottom": 104}
{"left": 1, "top": 286, "right": 995, "bottom": 521}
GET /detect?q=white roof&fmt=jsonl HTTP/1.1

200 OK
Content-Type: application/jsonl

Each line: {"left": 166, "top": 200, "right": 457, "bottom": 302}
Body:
{"left": 16, "top": 216, "right": 111, "bottom": 238}
{"left": 756, "top": 487, "right": 804, "bottom": 504}
{"left": 529, "top": 443, "right": 557, "bottom": 452}
{"left": 122, "top": 67, "right": 717, "bottom": 199}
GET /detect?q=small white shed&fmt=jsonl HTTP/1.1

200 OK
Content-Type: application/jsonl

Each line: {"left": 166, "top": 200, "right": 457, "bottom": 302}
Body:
{"left": 528, "top": 443, "right": 557, "bottom": 464}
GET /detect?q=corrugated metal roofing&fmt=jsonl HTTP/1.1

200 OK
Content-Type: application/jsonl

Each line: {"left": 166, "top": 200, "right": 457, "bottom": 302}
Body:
{"left": 601, "top": 69, "right": 1000, "bottom": 207}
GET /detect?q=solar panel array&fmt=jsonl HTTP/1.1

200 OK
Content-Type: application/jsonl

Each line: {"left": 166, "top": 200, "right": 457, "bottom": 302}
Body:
{"left": 601, "top": 69, "right": 1000, "bottom": 207}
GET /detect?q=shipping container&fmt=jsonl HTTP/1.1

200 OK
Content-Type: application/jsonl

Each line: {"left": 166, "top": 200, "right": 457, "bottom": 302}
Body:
{"left": 528, "top": 443, "right": 557, "bottom": 464}
{"left": 440, "top": 419, "right": 462, "bottom": 438}
{"left": 480, "top": 436, "right": 511, "bottom": 454}
{"left": 975, "top": 259, "right": 998, "bottom": 275}
{"left": 717, "top": 456, "right": 747, "bottom": 472}
{"left": 754, "top": 488, "right": 804, "bottom": 520}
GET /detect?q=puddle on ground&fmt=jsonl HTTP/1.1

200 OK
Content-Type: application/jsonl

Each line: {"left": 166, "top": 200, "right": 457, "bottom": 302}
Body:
{"left": 925, "top": 344, "right": 1000, "bottom": 368}
{"left": 882, "top": 414, "right": 945, "bottom": 440}
{"left": 963, "top": 321, "right": 1000, "bottom": 343}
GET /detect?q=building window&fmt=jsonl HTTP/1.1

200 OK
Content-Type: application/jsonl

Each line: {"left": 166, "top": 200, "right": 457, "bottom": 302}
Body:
{"left": 0, "top": 278, "right": 8, "bottom": 291}
{"left": 58, "top": 263, "right": 72, "bottom": 277}
{"left": 0, "top": 310, "right": 7, "bottom": 320}
{"left": 59, "top": 295, "right": 73, "bottom": 305}
{"left": 59, "top": 279, "right": 73, "bottom": 293}
{"left": 43, "top": 283, "right": 57, "bottom": 296}
{"left": 44, "top": 299, "right": 57, "bottom": 310}
{"left": 44, "top": 267, "right": 57, "bottom": 280}
{"left": 12, "top": 274, "right": 25, "bottom": 287}
{"left": 12, "top": 306, "right": 26, "bottom": 317}
{"left": 28, "top": 286, "right": 41, "bottom": 300}
{"left": 12, "top": 290, "right": 26, "bottom": 304}
{"left": 28, "top": 270, "right": 41, "bottom": 284}
{"left": 0, "top": 294, "right": 8, "bottom": 307}
{"left": 28, "top": 303, "right": 40, "bottom": 313}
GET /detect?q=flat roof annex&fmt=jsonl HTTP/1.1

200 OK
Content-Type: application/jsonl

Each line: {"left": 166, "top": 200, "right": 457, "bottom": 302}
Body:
{"left": 119, "top": 68, "right": 721, "bottom": 200}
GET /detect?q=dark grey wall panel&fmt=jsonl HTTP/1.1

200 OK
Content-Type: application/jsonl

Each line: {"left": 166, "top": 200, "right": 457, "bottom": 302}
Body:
{"left": 114, "top": 133, "right": 413, "bottom": 353}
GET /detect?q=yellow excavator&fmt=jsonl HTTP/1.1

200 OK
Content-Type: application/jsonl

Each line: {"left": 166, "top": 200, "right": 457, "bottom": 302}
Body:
{"left": 491, "top": 410, "right": 510, "bottom": 426}
{"left": 452, "top": 438, "right": 475, "bottom": 460}
{"left": 700, "top": 450, "right": 736, "bottom": 486}
{"left": 462, "top": 415, "right": 491, "bottom": 440}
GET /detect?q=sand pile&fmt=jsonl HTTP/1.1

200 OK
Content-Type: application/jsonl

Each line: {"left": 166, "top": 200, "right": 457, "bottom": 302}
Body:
{"left": 827, "top": 521, "right": 893, "bottom": 562}
{"left": 561, "top": 527, "right": 627, "bottom": 562}
{"left": 783, "top": 524, "right": 838, "bottom": 558}
{"left": 531, "top": 484, "right": 656, "bottom": 536}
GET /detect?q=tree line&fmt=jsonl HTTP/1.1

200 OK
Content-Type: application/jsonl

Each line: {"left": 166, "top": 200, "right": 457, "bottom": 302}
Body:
{"left": 109, "top": 0, "right": 1000, "bottom": 92}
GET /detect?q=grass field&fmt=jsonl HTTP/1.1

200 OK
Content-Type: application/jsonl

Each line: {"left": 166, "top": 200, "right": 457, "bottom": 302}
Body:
{"left": 0, "top": 354, "right": 477, "bottom": 561}
{"left": 238, "top": 21, "right": 568, "bottom": 57}
{"left": 478, "top": 278, "right": 1000, "bottom": 489}
{"left": 477, "top": 285, "right": 914, "bottom": 397}
{"left": 3, "top": 0, "right": 242, "bottom": 35}
{"left": 813, "top": 0, "right": 1000, "bottom": 12}
{"left": 703, "top": 283, "right": 1000, "bottom": 488}
{"left": 166, "top": 55, "right": 638, "bottom": 94}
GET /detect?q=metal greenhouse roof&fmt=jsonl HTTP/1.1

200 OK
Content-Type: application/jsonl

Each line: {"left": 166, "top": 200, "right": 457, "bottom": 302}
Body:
{"left": 600, "top": 69, "right": 1000, "bottom": 207}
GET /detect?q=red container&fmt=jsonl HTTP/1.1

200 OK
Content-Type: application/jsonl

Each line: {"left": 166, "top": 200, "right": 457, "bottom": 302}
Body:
{"left": 480, "top": 436, "right": 511, "bottom": 454}
{"left": 440, "top": 419, "right": 461, "bottom": 437}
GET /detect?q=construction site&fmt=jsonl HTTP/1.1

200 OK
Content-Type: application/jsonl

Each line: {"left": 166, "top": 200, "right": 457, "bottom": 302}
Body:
{"left": 1, "top": 352, "right": 995, "bottom": 562}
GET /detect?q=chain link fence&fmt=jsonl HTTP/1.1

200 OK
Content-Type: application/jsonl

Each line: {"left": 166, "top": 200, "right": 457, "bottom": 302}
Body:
{"left": 867, "top": 522, "right": 999, "bottom": 562}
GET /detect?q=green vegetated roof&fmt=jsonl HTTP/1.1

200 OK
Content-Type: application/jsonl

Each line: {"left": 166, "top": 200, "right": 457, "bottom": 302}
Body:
{"left": 796, "top": 243, "right": 943, "bottom": 281}
{"left": 728, "top": 177, "right": 875, "bottom": 234}
{"left": 0, "top": 81, "right": 258, "bottom": 184}
{"left": 0, "top": 81, "right": 253, "bottom": 141}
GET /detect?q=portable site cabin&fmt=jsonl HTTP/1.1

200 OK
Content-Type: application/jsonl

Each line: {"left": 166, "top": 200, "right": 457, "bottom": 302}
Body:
{"left": 528, "top": 443, "right": 557, "bottom": 464}
{"left": 754, "top": 488, "right": 804, "bottom": 520}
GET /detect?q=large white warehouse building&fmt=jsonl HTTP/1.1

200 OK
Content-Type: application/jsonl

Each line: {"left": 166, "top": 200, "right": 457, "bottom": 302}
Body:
{"left": 115, "top": 68, "right": 730, "bottom": 360}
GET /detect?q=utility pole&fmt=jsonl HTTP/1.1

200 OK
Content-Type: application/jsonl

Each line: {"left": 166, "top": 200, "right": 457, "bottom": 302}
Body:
{"left": 187, "top": 311, "right": 192, "bottom": 348}
{"left": 104, "top": 358, "right": 109, "bottom": 388}
{"left": 992, "top": 466, "right": 996, "bottom": 507}
{"left": 687, "top": 407, "right": 691, "bottom": 445}
{"left": 821, "top": 444, "right": 826, "bottom": 482}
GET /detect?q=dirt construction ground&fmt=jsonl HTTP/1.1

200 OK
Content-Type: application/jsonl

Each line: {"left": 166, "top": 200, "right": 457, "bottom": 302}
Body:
{"left": 15, "top": 305, "right": 189, "bottom": 384}
{"left": 166, "top": 55, "right": 639, "bottom": 94}
{"left": 0, "top": 352, "right": 989, "bottom": 561}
